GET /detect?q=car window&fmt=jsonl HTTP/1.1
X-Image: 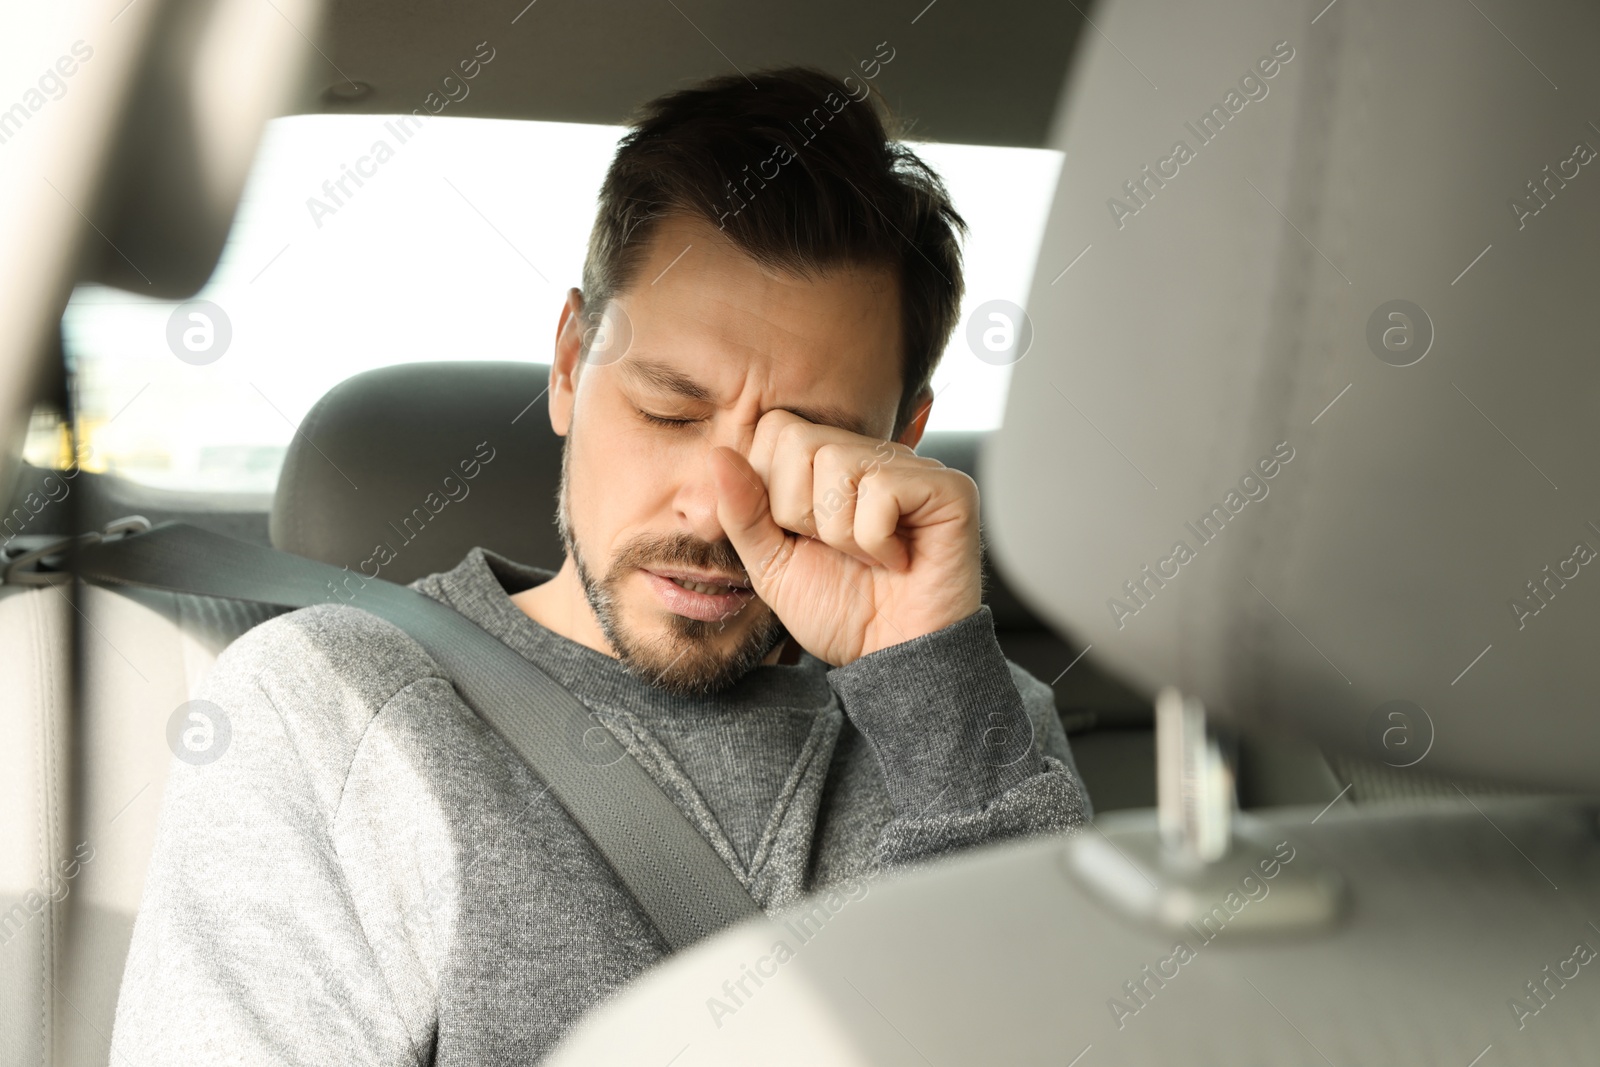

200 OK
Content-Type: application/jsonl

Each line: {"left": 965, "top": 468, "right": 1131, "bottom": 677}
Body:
{"left": 58, "top": 114, "right": 1060, "bottom": 493}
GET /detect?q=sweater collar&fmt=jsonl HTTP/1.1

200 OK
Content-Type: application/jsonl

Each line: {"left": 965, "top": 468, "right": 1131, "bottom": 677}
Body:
{"left": 411, "top": 545, "right": 837, "bottom": 718}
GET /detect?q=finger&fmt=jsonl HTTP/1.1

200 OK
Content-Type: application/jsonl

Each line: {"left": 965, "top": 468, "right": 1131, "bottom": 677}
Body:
{"left": 747, "top": 409, "right": 811, "bottom": 482}
{"left": 707, "top": 446, "right": 793, "bottom": 591}
{"left": 764, "top": 421, "right": 821, "bottom": 537}
{"left": 811, "top": 444, "right": 884, "bottom": 568}
{"left": 854, "top": 470, "right": 911, "bottom": 571}
{"left": 748, "top": 407, "right": 873, "bottom": 483}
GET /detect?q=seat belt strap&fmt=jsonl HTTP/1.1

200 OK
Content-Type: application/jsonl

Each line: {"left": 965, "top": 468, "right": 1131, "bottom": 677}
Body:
{"left": 70, "top": 520, "right": 762, "bottom": 952}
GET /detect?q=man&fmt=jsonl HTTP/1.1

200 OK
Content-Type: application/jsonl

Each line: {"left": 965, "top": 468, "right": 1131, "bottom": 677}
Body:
{"left": 111, "top": 66, "right": 1089, "bottom": 1064}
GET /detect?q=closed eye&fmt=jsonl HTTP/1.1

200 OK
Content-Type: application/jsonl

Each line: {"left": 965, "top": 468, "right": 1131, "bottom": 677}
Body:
{"left": 638, "top": 409, "right": 699, "bottom": 429}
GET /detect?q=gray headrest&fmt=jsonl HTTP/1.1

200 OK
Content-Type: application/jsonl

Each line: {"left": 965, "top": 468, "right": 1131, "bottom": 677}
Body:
{"left": 270, "top": 361, "right": 563, "bottom": 585}
{"left": 988, "top": 0, "right": 1600, "bottom": 789}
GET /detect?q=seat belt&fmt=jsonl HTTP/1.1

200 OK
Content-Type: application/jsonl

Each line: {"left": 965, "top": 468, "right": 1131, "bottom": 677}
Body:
{"left": 65, "top": 518, "right": 762, "bottom": 952}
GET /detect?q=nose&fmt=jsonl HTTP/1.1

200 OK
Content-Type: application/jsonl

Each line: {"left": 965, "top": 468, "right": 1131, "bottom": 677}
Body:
{"left": 673, "top": 421, "right": 753, "bottom": 547}
{"left": 673, "top": 470, "right": 725, "bottom": 546}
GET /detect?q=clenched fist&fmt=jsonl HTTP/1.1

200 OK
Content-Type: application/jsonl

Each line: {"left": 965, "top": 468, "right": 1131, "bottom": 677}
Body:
{"left": 708, "top": 409, "right": 983, "bottom": 667}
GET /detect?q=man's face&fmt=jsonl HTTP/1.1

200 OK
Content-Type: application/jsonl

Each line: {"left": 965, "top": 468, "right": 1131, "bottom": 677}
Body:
{"left": 549, "top": 212, "right": 907, "bottom": 696}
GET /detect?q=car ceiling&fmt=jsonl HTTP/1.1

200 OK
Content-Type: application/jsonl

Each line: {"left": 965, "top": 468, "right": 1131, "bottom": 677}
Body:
{"left": 295, "top": 0, "right": 1086, "bottom": 148}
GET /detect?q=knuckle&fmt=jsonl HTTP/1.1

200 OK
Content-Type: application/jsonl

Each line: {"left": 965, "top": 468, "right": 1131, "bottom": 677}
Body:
{"left": 773, "top": 418, "right": 809, "bottom": 453}
{"left": 949, "top": 469, "right": 981, "bottom": 510}
{"left": 771, "top": 498, "right": 808, "bottom": 531}
{"left": 814, "top": 441, "right": 848, "bottom": 472}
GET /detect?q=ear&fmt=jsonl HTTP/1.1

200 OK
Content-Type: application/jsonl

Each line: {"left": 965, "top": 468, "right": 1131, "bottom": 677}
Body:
{"left": 549, "top": 288, "right": 586, "bottom": 437}
{"left": 895, "top": 388, "right": 934, "bottom": 450}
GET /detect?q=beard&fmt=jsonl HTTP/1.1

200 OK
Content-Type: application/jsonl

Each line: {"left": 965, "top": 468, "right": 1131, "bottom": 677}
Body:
{"left": 554, "top": 436, "right": 789, "bottom": 697}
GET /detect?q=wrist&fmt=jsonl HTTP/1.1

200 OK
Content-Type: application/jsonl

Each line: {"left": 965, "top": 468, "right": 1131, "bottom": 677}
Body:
{"left": 860, "top": 600, "right": 982, "bottom": 658}
{"left": 828, "top": 605, "right": 1039, "bottom": 815}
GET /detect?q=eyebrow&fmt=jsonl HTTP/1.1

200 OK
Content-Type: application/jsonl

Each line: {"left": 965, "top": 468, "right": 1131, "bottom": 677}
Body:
{"left": 618, "top": 356, "right": 882, "bottom": 439}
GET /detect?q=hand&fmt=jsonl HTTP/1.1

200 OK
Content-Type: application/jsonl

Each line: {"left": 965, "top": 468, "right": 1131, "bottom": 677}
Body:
{"left": 708, "top": 409, "right": 983, "bottom": 667}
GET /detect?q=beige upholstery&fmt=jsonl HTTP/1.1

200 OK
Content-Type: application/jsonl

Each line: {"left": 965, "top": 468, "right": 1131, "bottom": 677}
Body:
{"left": 0, "top": 582, "right": 275, "bottom": 1066}
{"left": 0, "top": 586, "right": 70, "bottom": 1067}
{"left": 987, "top": 0, "right": 1600, "bottom": 791}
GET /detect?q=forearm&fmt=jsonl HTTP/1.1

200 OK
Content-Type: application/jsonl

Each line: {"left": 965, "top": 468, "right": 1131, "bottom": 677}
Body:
{"left": 826, "top": 605, "right": 1090, "bottom": 871}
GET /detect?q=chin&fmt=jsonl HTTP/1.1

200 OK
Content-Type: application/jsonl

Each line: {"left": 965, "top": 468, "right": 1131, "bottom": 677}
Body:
{"left": 615, "top": 593, "right": 786, "bottom": 696}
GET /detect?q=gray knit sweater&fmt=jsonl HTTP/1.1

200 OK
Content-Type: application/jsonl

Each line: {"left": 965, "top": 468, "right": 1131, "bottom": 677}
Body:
{"left": 109, "top": 546, "right": 1090, "bottom": 1064}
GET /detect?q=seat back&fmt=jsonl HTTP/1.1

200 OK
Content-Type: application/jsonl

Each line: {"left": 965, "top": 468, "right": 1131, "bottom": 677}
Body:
{"left": 987, "top": 0, "right": 1600, "bottom": 791}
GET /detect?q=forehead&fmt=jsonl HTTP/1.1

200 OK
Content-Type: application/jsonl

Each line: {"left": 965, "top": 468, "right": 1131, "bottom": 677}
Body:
{"left": 605, "top": 213, "right": 903, "bottom": 435}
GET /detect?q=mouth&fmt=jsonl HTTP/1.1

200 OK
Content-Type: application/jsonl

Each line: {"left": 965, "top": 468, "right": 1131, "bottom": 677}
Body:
{"left": 640, "top": 567, "right": 756, "bottom": 623}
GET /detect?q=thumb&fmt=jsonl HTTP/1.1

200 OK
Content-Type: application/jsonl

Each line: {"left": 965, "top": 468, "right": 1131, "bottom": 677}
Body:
{"left": 707, "top": 446, "right": 790, "bottom": 593}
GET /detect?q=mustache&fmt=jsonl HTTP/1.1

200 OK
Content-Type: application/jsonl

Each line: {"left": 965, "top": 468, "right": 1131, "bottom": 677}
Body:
{"left": 608, "top": 533, "right": 749, "bottom": 584}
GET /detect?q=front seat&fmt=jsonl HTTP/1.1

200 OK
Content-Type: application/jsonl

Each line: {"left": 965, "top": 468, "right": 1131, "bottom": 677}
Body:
{"left": 986, "top": 0, "right": 1600, "bottom": 792}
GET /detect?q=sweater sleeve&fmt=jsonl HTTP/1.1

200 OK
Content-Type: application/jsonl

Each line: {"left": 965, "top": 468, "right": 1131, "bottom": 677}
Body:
{"left": 824, "top": 605, "right": 1091, "bottom": 872}
{"left": 108, "top": 656, "right": 430, "bottom": 1066}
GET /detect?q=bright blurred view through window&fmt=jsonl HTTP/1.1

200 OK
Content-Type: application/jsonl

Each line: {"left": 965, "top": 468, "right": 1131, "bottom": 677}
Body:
{"left": 60, "top": 114, "right": 1062, "bottom": 494}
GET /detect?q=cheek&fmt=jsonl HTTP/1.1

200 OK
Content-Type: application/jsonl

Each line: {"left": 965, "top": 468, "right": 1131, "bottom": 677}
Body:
{"left": 568, "top": 426, "right": 678, "bottom": 544}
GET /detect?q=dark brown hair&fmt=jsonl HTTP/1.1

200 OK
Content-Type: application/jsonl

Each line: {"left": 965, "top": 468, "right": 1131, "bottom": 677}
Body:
{"left": 581, "top": 66, "right": 967, "bottom": 438}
